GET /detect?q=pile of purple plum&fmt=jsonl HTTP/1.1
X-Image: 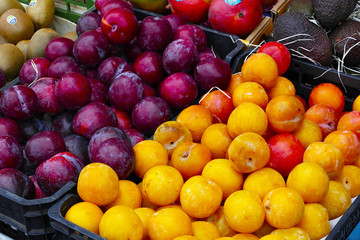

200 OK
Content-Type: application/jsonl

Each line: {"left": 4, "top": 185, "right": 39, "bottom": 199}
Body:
{"left": 0, "top": 0, "right": 232, "bottom": 200}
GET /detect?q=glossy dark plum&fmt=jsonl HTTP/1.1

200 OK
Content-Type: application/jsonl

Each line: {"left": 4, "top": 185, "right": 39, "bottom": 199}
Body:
{"left": 131, "top": 96, "right": 171, "bottom": 136}
{"left": 64, "top": 134, "right": 89, "bottom": 165}
{"left": 25, "top": 130, "right": 66, "bottom": 166}
{"left": 100, "top": 0, "right": 133, "bottom": 16}
{"left": 31, "top": 77, "right": 64, "bottom": 115}
{"left": 124, "top": 128, "right": 145, "bottom": 147}
{"left": 144, "top": 83, "right": 157, "bottom": 97}
{"left": 0, "top": 168, "right": 34, "bottom": 199}
{"left": 125, "top": 38, "right": 143, "bottom": 62}
{"left": 101, "top": 8, "right": 138, "bottom": 45}
{"left": 0, "top": 85, "right": 38, "bottom": 121}
{"left": 133, "top": 51, "right": 165, "bottom": 86}
{"left": 76, "top": 12, "right": 102, "bottom": 36}
{"left": 45, "top": 37, "right": 75, "bottom": 62}
{"left": 92, "top": 137, "right": 135, "bottom": 179}
{"left": 47, "top": 56, "right": 82, "bottom": 79}
{"left": 198, "top": 49, "right": 218, "bottom": 62}
{"left": 72, "top": 102, "right": 118, "bottom": 139}
{"left": 0, "top": 117, "right": 22, "bottom": 142}
{"left": 162, "top": 39, "right": 198, "bottom": 74}
{"left": 35, "top": 152, "right": 83, "bottom": 196}
{"left": 88, "top": 126, "right": 130, "bottom": 162}
{"left": 19, "top": 117, "right": 49, "bottom": 142}
{"left": 108, "top": 72, "right": 145, "bottom": 111}
{"left": 73, "top": 30, "right": 109, "bottom": 68}
{"left": 0, "top": 136, "right": 23, "bottom": 170}
{"left": 84, "top": 68, "right": 98, "bottom": 79}
{"left": 173, "top": 24, "right": 207, "bottom": 52}
{"left": 97, "top": 56, "right": 132, "bottom": 87}
{"left": 194, "top": 57, "right": 232, "bottom": 92}
{"left": 158, "top": 72, "right": 198, "bottom": 109}
{"left": 18, "top": 57, "right": 51, "bottom": 86}
{"left": 137, "top": 16, "right": 173, "bottom": 52}
{"left": 110, "top": 106, "right": 132, "bottom": 130}
{"left": 55, "top": 72, "right": 92, "bottom": 111}
{"left": 89, "top": 78, "right": 108, "bottom": 104}
{"left": 51, "top": 111, "right": 74, "bottom": 137}
{"left": 29, "top": 175, "right": 48, "bottom": 199}
{"left": 163, "top": 14, "right": 186, "bottom": 32}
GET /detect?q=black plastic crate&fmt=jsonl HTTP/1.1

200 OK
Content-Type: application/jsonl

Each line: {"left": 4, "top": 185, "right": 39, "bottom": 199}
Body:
{"left": 48, "top": 194, "right": 104, "bottom": 240}
{"left": 49, "top": 194, "right": 360, "bottom": 240}
{"left": 326, "top": 197, "right": 360, "bottom": 240}
{"left": 0, "top": 182, "right": 77, "bottom": 240}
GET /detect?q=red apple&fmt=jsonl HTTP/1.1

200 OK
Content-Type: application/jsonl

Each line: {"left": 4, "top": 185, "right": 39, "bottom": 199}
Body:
{"left": 168, "top": 0, "right": 211, "bottom": 23}
{"left": 101, "top": 8, "right": 138, "bottom": 45}
{"left": 258, "top": 41, "right": 291, "bottom": 75}
{"left": 208, "top": 0, "right": 263, "bottom": 37}
{"left": 266, "top": 133, "right": 305, "bottom": 177}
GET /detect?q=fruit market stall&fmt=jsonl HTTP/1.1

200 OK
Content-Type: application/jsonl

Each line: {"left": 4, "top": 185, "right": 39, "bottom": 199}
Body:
{"left": 0, "top": 0, "right": 360, "bottom": 240}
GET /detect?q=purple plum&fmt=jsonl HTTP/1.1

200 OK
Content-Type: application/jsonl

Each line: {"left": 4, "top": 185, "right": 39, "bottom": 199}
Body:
{"left": 131, "top": 96, "right": 171, "bottom": 136}
{"left": 18, "top": 57, "right": 51, "bottom": 86}
{"left": 0, "top": 136, "right": 23, "bottom": 170}
{"left": 72, "top": 102, "right": 118, "bottom": 139}
{"left": 25, "top": 130, "right": 66, "bottom": 166}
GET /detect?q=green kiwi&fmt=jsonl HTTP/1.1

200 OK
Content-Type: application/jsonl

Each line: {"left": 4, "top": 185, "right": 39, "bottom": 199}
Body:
{"left": 26, "top": 0, "right": 55, "bottom": 29}
{"left": 27, "top": 28, "right": 59, "bottom": 59}
{"left": 0, "top": 33, "right": 7, "bottom": 44}
{"left": 0, "top": 43, "right": 25, "bottom": 80}
{"left": 0, "top": 8, "right": 34, "bottom": 44}
{"left": 0, "top": 0, "right": 25, "bottom": 16}
{"left": 16, "top": 39, "right": 30, "bottom": 62}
